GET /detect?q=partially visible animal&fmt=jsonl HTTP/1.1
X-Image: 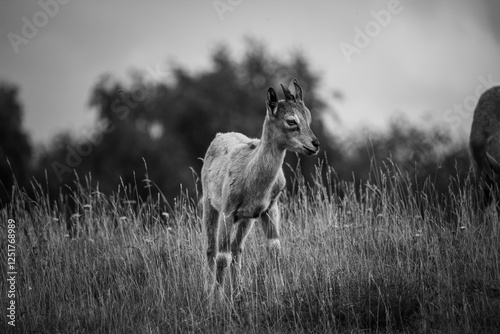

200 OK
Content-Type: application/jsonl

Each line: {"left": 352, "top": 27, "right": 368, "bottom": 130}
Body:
{"left": 201, "top": 78, "right": 320, "bottom": 294}
{"left": 469, "top": 86, "right": 500, "bottom": 217}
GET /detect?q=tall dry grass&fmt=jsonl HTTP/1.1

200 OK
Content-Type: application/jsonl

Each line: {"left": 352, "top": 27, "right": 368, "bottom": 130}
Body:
{"left": 1, "top": 162, "right": 500, "bottom": 333}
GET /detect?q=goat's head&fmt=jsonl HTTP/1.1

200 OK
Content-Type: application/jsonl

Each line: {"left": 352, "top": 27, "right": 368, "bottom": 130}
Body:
{"left": 266, "top": 78, "right": 320, "bottom": 155}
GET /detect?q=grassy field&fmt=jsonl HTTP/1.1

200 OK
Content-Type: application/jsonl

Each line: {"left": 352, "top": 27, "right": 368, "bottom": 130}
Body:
{"left": 2, "top": 163, "right": 500, "bottom": 333}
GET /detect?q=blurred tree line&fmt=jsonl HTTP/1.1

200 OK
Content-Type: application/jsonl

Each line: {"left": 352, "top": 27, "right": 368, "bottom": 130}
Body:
{"left": 0, "top": 83, "right": 32, "bottom": 206}
{"left": 0, "top": 40, "right": 471, "bottom": 211}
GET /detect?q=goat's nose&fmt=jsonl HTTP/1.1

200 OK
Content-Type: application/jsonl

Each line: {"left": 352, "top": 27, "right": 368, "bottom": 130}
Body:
{"left": 312, "top": 138, "right": 320, "bottom": 148}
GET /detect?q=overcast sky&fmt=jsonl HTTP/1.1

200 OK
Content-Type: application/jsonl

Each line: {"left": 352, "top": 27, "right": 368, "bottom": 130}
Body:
{"left": 1, "top": 0, "right": 500, "bottom": 144}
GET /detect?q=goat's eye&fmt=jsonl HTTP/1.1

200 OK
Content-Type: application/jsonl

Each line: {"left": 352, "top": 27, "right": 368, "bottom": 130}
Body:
{"left": 286, "top": 119, "right": 297, "bottom": 126}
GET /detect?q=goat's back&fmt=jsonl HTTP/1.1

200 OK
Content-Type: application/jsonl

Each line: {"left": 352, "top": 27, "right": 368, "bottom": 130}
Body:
{"left": 470, "top": 86, "right": 500, "bottom": 183}
{"left": 201, "top": 132, "right": 260, "bottom": 210}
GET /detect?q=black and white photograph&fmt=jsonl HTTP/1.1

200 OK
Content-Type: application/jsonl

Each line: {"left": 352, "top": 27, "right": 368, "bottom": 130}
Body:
{"left": 1, "top": 1, "right": 500, "bottom": 332}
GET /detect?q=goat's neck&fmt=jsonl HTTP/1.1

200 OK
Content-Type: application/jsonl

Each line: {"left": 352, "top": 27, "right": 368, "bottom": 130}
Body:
{"left": 247, "top": 117, "right": 285, "bottom": 186}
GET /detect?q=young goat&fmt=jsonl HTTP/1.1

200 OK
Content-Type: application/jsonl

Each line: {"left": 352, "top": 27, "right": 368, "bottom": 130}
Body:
{"left": 201, "top": 79, "right": 320, "bottom": 292}
{"left": 470, "top": 86, "right": 500, "bottom": 217}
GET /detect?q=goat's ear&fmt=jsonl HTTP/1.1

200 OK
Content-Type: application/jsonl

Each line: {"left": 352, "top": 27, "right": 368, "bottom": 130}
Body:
{"left": 280, "top": 83, "right": 295, "bottom": 101}
{"left": 290, "top": 78, "right": 303, "bottom": 101}
{"left": 266, "top": 87, "right": 278, "bottom": 116}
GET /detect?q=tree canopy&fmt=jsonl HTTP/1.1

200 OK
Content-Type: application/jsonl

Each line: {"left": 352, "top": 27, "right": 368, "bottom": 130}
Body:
{"left": 1, "top": 40, "right": 472, "bottom": 210}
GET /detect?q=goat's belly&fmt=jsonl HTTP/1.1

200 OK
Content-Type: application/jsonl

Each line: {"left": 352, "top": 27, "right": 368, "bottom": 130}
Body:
{"left": 235, "top": 198, "right": 272, "bottom": 220}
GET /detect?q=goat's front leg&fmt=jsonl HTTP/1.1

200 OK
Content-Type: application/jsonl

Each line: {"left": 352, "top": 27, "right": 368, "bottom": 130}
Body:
{"left": 260, "top": 203, "right": 284, "bottom": 287}
{"left": 230, "top": 218, "right": 254, "bottom": 288}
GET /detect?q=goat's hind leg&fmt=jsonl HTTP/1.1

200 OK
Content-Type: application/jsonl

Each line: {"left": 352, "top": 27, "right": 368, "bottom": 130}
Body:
{"left": 215, "top": 212, "right": 235, "bottom": 290}
{"left": 203, "top": 198, "right": 219, "bottom": 272}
